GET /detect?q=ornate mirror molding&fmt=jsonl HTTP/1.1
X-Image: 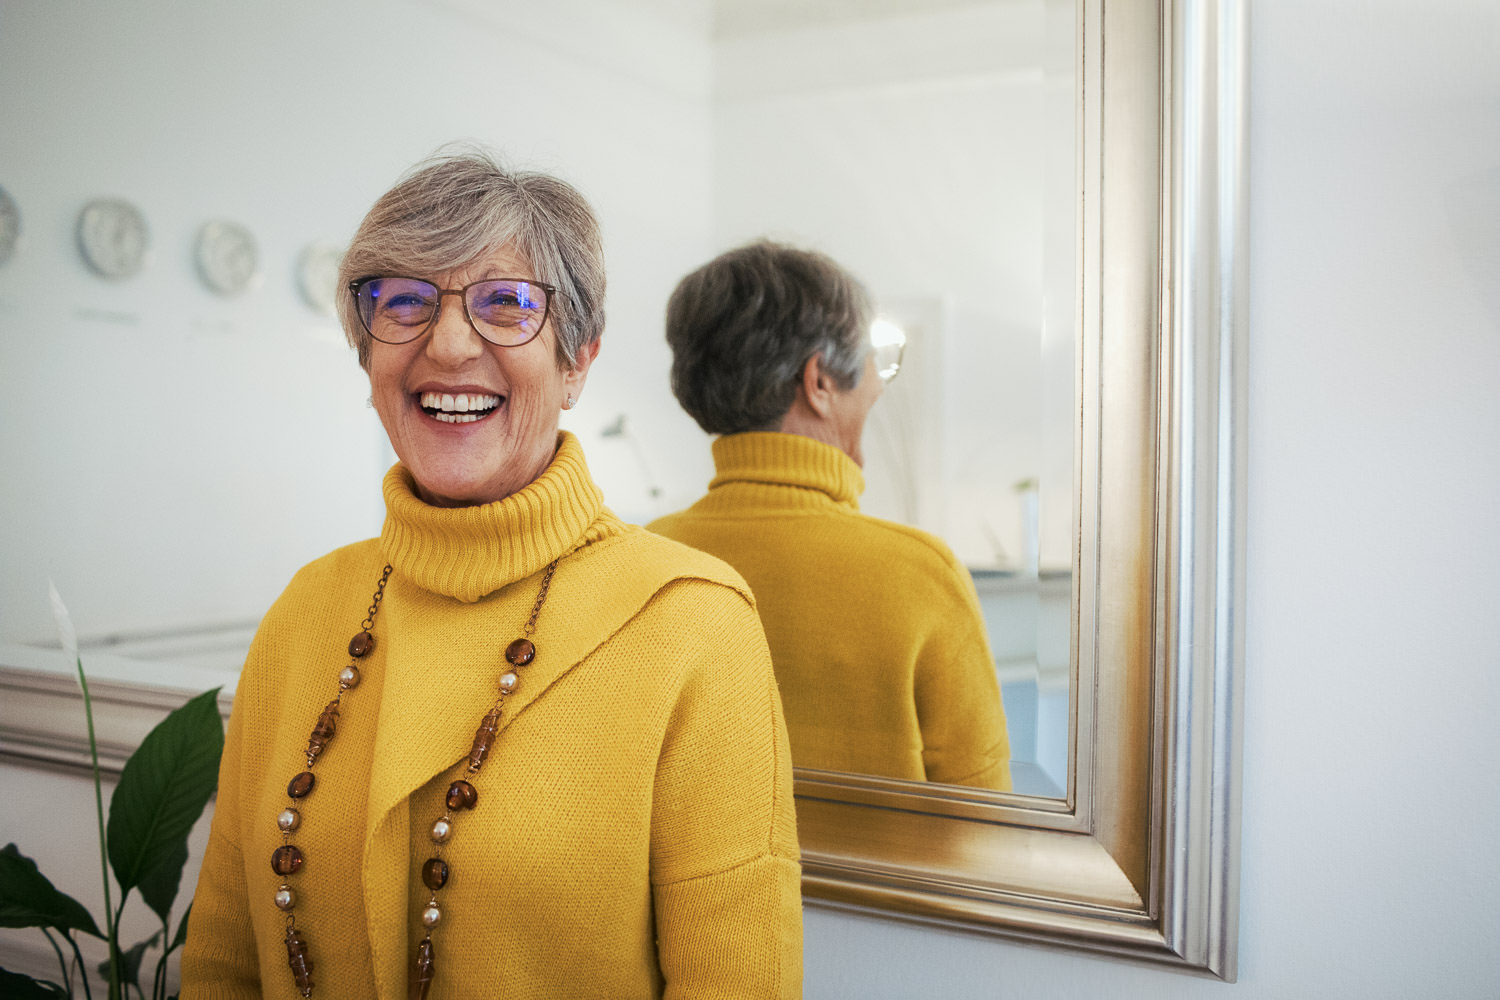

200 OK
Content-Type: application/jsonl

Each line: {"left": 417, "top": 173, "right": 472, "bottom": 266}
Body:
{"left": 793, "top": 0, "right": 1247, "bottom": 979}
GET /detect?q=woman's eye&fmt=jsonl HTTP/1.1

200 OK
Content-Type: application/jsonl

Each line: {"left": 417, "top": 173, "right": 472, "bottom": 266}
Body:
{"left": 375, "top": 291, "right": 435, "bottom": 326}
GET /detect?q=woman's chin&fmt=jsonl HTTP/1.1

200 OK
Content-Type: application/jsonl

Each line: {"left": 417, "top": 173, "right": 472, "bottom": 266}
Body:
{"left": 409, "top": 472, "right": 498, "bottom": 508}
{"left": 404, "top": 446, "right": 542, "bottom": 508}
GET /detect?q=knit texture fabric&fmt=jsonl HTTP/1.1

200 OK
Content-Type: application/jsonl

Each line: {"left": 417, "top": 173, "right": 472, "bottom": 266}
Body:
{"left": 650, "top": 432, "right": 1011, "bottom": 790}
{"left": 182, "top": 433, "right": 802, "bottom": 999}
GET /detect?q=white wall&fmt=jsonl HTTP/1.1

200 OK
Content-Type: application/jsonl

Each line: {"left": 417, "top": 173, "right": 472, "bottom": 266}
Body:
{"left": 799, "top": 1, "right": 1500, "bottom": 996}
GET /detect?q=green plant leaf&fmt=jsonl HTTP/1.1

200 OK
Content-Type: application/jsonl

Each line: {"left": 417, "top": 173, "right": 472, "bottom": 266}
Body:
{"left": 136, "top": 839, "right": 188, "bottom": 925}
{"left": 106, "top": 688, "right": 223, "bottom": 899}
{"left": 0, "top": 967, "right": 69, "bottom": 999}
{"left": 97, "top": 931, "right": 159, "bottom": 995}
{"left": 0, "top": 843, "right": 104, "bottom": 937}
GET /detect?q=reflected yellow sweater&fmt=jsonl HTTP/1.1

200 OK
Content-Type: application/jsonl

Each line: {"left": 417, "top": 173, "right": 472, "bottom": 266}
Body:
{"left": 650, "top": 433, "right": 1010, "bottom": 790}
{"left": 182, "top": 434, "right": 801, "bottom": 999}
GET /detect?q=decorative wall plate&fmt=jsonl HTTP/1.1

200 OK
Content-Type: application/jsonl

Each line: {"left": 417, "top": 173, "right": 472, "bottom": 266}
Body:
{"left": 296, "top": 242, "right": 344, "bottom": 316}
{"left": 0, "top": 185, "right": 20, "bottom": 268}
{"left": 195, "top": 220, "right": 260, "bottom": 296}
{"left": 77, "top": 197, "right": 150, "bottom": 279}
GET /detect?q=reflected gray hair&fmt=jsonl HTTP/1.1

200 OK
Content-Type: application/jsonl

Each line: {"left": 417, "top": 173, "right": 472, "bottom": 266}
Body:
{"left": 336, "top": 148, "right": 605, "bottom": 371}
{"left": 665, "top": 241, "right": 872, "bottom": 435}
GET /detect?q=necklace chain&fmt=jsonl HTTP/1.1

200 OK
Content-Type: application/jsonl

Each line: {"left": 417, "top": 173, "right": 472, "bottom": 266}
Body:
{"left": 523, "top": 559, "right": 557, "bottom": 637}
{"left": 272, "top": 559, "right": 560, "bottom": 998}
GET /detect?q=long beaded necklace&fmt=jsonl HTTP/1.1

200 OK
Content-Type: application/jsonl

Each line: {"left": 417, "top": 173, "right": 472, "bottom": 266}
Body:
{"left": 271, "top": 558, "right": 561, "bottom": 999}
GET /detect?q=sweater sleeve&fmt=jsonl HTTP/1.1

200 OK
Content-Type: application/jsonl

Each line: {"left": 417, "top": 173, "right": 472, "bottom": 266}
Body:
{"left": 179, "top": 656, "right": 263, "bottom": 998}
{"left": 914, "top": 561, "right": 1013, "bottom": 791}
{"left": 647, "top": 580, "right": 803, "bottom": 999}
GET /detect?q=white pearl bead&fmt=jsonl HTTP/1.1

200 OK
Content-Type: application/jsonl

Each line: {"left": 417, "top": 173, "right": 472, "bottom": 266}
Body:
{"left": 498, "top": 671, "right": 519, "bottom": 694}
{"left": 278, "top": 808, "right": 301, "bottom": 832}
{"left": 431, "top": 818, "right": 452, "bottom": 843}
{"left": 275, "top": 888, "right": 295, "bottom": 911}
{"left": 339, "top": 666, "right": 361, "bottom": 690}
{"left": 421, "top": 903, "right": 442, "bottom": 928}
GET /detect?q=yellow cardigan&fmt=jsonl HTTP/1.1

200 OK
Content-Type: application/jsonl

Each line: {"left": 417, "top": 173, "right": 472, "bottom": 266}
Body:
{"left": 182, "top": 434, "right": 801, "bottom": 999}
{"left": 650, "top": 432, "right": 1010, "bottom": 790}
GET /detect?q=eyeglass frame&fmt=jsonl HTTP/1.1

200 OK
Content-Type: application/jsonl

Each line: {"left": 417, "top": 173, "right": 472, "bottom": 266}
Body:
{"left": 873, "top": 340, "right": 905, "bottom": 385}
{"left": 347, "top": 275, "right": 559, "bottom": 348}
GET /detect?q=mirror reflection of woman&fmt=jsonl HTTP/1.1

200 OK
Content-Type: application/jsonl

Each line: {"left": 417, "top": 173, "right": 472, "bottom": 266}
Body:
{"left": 181, "top": 153, "right": 802, "bottom": 998}
{"left": 650, "top": 242, "right": 1011, "bottom": 790}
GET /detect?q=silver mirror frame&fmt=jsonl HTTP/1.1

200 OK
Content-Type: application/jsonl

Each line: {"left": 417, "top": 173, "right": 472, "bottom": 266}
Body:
{"left": 793, "top": 0, "right": 1247, "bottom": 979}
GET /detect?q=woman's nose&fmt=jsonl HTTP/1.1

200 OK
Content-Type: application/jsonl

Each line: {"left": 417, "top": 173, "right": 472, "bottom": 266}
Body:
{"left": 425, "top": 291, "right": 484, "bottom": 365}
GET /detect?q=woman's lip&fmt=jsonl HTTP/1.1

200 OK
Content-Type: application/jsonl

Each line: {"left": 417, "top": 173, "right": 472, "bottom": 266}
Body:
{"left": 411, "top": 382, "right": 503, "bottom": 395}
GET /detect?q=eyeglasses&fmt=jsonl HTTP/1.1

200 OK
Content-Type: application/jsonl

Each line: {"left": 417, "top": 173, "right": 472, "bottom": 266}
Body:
{"left": 349, "top": 276, "right": 556, "bottom": 348}
{"left": 870, "top": 318, "right": 907, "bottom": 384}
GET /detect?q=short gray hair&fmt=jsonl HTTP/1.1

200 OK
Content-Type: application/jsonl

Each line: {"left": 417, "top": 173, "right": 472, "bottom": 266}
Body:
{"left": 664, "top": 241, "right": 872, "bottom": 435}
{"left": 337, "top": 148, "right": 606, "bottom": 371}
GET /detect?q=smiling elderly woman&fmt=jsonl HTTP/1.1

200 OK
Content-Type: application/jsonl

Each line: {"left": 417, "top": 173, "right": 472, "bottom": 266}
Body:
{"left": 181, "top": 152, "right": 801, "bottom": 999}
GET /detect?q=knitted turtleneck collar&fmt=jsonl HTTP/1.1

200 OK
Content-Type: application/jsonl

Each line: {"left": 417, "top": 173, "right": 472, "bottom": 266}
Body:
{"left": 380, "top": 431, "right": 612, "bottom": 603}
{"left": 709, "top": 432, "right": 865, "bottom": 508}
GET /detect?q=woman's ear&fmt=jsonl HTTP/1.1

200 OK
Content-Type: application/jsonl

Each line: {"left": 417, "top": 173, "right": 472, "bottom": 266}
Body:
{"left": 799, "top": 353, "right": 837, "bottom": 419}
{"left": 563, "top": 339, "right": 602, "bottom": 397}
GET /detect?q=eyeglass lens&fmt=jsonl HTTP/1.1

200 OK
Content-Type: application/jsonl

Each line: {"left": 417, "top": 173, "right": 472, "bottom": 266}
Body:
{"left": 355, "top": 277, "right": 549, "bottom": 346}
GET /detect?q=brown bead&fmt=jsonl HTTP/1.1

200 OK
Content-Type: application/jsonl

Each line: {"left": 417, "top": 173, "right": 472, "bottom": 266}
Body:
{"left": 446, "top": 779, "right": 478, "bottom": 810}
{"left": 421, "top": 857, "right": 450, "bottom": 890}
{"left": 505, "top": 638, "right": 536, "bottom": 666}
{"left": 305, "top": 699, "right": 340, "bottom": 762}
{"left": 412, "top": 936, "right": 435, "bottom": 999}
{"left": 467, "top": 706, "right": 502, "bottom": 772}
{"left": 285, "top": 924, "right": 315, "bottom": 996}
{"left": 271, "top": 845, "right": 305, "bottom": 876}
{"left": 349, "top": 630, "right": 375, "bottom": 658}
{"left": 287, "top": 771, "right": 316, "bottom": 798}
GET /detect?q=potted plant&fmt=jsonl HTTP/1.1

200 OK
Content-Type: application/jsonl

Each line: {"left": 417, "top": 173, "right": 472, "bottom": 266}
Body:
{"left": 0, "top": 588, "right": 224, "bottom": 999}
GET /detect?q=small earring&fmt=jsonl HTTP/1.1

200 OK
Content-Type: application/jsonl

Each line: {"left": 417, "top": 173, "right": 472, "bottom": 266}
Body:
{"left": 365, "top": 395, "right": 374, "bottom": 408}
{"left": 564, "top": 394, "right": 575, "bottom": 410}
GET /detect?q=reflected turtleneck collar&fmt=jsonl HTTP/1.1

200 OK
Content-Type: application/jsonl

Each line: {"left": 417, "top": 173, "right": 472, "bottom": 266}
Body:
{"left": 709, "top": 432, "right": 865, "bottom": 507}
{"left": 380, "top": 431, "right": 610, "bottom": 602}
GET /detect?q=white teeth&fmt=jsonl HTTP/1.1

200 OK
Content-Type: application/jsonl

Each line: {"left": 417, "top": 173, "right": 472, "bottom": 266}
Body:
{"left": 420, "top": 392, "right": 501, "bottom": 414}
{"left": 434, "top": 412, "right": 482, "bottom": 424}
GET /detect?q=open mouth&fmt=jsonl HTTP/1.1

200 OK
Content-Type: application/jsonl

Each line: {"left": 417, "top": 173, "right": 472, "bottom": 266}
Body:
{"left": 419, "top": 391, "right": 502, "bottom": 424}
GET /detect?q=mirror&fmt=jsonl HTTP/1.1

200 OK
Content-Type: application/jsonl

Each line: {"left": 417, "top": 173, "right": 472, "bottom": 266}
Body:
{"left": 690, "top": 0, "right": 1078, "bottom": 798}
{"left": 0, "top": 0, "right": 1245, "bottom": 978}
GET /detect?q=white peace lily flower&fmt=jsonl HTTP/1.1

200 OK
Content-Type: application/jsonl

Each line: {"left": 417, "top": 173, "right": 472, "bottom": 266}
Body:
{"left": 48, "top": 579, "right": 79, "bottom": 663}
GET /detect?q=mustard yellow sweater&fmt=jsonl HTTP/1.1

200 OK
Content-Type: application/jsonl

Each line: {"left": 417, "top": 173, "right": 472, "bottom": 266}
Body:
{"left": 182, "top": 433, "right": 801, "bottom": 1000}
{"left": 649, "top": 432, "right": 1010, "bottom": 790}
